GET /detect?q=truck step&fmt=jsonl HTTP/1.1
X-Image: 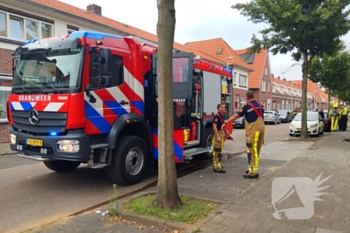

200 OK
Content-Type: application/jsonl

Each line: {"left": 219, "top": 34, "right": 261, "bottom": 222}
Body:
{"left": 183, "top": 147, "right": 210, "bottom": 158}
{"left": 91, "top": 143, "right": 109, "bottom": 149}
{"left": 88, "top": 163, "right": 108, "bottom": 169}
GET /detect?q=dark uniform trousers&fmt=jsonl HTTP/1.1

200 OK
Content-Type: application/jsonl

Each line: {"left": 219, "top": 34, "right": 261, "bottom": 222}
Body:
{"left": 245, "top": 116, "right": 265, "bottom": 175}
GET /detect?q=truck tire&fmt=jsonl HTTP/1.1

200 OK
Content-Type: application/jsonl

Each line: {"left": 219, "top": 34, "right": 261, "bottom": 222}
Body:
{"left": 43, "top": 160, "right": 80, "bottom": 173}
{"left": 106, "top": 136, "right": 149, "bottom": 186}
{"left": 199, "top": 128, "right": 214, "bottom": 159}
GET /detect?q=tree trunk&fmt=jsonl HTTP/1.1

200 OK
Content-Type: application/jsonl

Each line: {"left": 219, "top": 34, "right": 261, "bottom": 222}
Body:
{"left": 301, "top": 53, "right": 309, "bottom": 139}
{"left": 153, "top": 0, "right": 182, "bottom": 209}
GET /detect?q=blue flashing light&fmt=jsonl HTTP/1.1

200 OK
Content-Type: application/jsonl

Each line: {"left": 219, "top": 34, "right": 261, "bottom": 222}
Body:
{"left": 223, "top": 68, "right": 233, "bottom": 74}
{"left": 50, "top": 132, "right": 57, "bottom": 136}
{"left": 24, "top": 38, "right": 38, "bottom": 45}
{"left": 68, "top": 31, "right": 122, "bottom": 40}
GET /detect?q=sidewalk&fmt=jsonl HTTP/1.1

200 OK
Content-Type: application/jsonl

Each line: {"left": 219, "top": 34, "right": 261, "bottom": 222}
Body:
{"left": 32, "top": 131, "right": 350, "bottom": 233}
{"left": 0, "top": 143, "right": 16, "bottom": 156}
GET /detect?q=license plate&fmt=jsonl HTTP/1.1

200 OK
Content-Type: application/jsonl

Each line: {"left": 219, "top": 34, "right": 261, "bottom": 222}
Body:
{"left": 233, "top": 122, "right": 236, "bottom": 125}
{"left": 26, "top": 138, "right": 43, "bottom": 147}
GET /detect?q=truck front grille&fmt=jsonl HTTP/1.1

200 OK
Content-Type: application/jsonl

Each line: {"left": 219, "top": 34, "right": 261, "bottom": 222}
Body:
{"left": 12, "top": 110, "right": 67, "bottom": 136}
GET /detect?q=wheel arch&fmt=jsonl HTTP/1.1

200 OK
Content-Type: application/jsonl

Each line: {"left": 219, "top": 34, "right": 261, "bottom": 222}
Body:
{"left": 108, "top": 113, "right": 151, "bottom": 149}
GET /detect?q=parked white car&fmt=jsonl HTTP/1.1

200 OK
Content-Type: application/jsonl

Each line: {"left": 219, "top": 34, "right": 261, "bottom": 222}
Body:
{"left": 289, "top": 112, "right": 324, "bottom": 136}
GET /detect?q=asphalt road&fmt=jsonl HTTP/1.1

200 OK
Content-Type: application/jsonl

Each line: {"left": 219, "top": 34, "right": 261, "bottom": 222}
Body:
{"left": 0, "top": 122, "right": 291, "bottom": 233}
{"left": 224, "top": 121, "right": 291, "bottom": 154}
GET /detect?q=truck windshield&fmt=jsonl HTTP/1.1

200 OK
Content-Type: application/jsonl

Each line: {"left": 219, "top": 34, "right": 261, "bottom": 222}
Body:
{"left": 12, "top": 48, "right": 83, "bottom": 93}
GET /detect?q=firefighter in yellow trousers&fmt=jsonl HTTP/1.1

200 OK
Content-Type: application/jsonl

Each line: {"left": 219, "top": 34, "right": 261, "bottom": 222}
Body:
{"left": 222, "top": 91, "right": 265, "bottom": 179}
{"left": 211, "top": 103, "right": 227, "bottom": 173}
{"left": 329, "top": 104, "right": 340, "bottom": 131}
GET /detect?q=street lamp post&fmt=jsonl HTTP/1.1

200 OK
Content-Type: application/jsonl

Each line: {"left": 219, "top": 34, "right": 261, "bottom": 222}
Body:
{"left": 226, "top": 56, "right": 235, "bottom": 114}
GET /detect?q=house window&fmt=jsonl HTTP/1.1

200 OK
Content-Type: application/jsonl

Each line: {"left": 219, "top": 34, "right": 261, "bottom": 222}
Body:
{"left": 0, "top": 77, "right": 12, "bottom": 122}
{"left": 261, "top": 80, "right": 266, "bottom": 92}
{"left": 9, "top": 16, "right": 23, "bottom": 40}
{"left": 42, "top": 23, "right": 52, "bottom": 38}
{"left": 68, "top": 29, "right": 75, "bottom": 34}
{"left": 0, "top": 11, "right": 53, "bottom": 41}
{"left": 234, "top": 72, "right": 237, "bottom": 86}
{"left": 0, "top": 12, "right": 6, "bottom": 37}
{"left": 268, "top": 82, "right": 270, "bottom": 92}
{"left": 265, "top": 67, "right": 268, "bottom": 75}
{"left": 239, "top": 74, "right": 247, "bottom": 87}
{"left": 25, "top": 19, "right": 38, "bottom": 40}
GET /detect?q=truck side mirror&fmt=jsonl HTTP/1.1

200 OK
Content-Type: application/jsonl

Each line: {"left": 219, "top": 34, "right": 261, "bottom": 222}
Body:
{"left": 99, "top": 48, "right": 111, "bottom": 75}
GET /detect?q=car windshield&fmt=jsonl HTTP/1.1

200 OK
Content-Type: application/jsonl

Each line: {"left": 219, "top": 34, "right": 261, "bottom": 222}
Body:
{"left": 293, "top": 113, "right": 318, "bottom": 121}
{"left": 264, "top": 112, "right": 273, "bottom": 116}
{"left": 278, "top": 110, "right": 288, "bottom": 115}
{"left": 12, "top": 47, "right": 83, "bottom": 93}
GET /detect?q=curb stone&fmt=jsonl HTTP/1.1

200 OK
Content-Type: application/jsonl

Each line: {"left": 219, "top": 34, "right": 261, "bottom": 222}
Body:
{"left": 0, "top": 151, "right": 17, "bottom": 156}
{"left": 118, "top": 191, "right": 225, "bottom": 233}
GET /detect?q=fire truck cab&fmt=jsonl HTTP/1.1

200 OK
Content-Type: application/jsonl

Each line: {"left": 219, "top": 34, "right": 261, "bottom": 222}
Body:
{"left": 8, "top": 31, "right": 232, "bottom": 185}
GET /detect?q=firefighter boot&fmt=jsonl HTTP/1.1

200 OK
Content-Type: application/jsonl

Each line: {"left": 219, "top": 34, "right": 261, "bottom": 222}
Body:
{"left": 245, "top": 150, "right": 251, "bottom": 174}
{"left": 212, "top": 152, "right": 226, "bottom": 173}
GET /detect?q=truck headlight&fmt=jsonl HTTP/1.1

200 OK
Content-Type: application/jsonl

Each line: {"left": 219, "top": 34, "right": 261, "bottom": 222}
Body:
{"left": 10, "top": 134, "right": 16, "bottom": 144}
{"left": 57, "top": 140, "right": 80, "bottom": 152}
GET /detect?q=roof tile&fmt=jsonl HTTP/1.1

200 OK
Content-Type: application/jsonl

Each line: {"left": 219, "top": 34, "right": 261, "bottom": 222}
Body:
{"left": 185, "top": 38, "right": 252, "bottom": 70}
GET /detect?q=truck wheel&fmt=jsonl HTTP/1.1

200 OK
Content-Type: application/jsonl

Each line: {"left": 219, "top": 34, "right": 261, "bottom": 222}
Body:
{"left": 199, "top": 128, "right": 214, "bottom": 159}
{"left": 43, "top": 160, "right": 80, "bottom": 173}
{"left": 106, "top": 136, "right": 149, "bottom": 186}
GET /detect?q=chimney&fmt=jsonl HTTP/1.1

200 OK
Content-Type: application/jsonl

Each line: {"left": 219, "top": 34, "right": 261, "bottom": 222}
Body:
{"left": 87, "top": 4, "right": 102, "bottom": 16}
{"left": 283, "top": 78, "right": 286, "bottom": 81}
{"left": 271, "top": 74, "right": 274, "bottom": 78}
{"left": 278, "top": 76, "right": 280, "bottom": 79}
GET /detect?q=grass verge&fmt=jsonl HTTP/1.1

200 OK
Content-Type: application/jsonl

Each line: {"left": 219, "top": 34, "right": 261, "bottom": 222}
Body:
{"left": 123, "top": 194, "right": 218, "bottom": 224}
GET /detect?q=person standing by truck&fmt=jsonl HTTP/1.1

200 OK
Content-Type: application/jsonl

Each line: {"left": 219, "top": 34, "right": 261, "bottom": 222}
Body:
{"left": 212, "top": 103, "right": 227, "bottom": 173}
{"left": 222, "top": 91, "right": 265, "bottom": 179}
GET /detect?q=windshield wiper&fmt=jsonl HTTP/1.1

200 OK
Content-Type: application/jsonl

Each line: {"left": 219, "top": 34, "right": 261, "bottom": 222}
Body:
{"left": 38, "top": 82, "right": 61, "bottom": 94}
{"left": 13, "top": 86, "right": 30, "bottom": 94}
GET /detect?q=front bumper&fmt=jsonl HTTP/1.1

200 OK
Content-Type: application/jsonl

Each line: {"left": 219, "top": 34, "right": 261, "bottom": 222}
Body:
{"left": 264, "top": 118, "right": 277, "bottom": 123}
{"left": 9, "top": 127, "right": 90, "bottom": 162}
{"left": 289, "top": 127, "right": 319, "bottom": 135}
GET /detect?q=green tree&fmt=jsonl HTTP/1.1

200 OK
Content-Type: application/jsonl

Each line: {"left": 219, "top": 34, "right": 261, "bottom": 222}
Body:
{"left": 153, "top": 0, "right": 182, "bottom": 209}
{"left": 232, "top": 0, "right": 350, "bottom": 138}
{"left": 309, "top": 49, "right": 350, "bottom": 108}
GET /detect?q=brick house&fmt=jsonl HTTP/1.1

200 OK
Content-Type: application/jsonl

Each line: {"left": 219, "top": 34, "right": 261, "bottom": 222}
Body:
{"left": 185, "top": 38, "right": 253, "bottom": 112}
{"left": 290, "top": 79, "right": 329, "bottom": 111}
{"left": 236, "top": 49, "right": 273, "bottom": 111}
{"left": 272, "top": 76, "right": 328, "bottom": 111}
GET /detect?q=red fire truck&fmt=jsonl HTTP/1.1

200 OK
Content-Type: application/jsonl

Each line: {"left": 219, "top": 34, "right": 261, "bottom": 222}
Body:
{"left": 7, "top": 31, "right": 233, "bottom": 185}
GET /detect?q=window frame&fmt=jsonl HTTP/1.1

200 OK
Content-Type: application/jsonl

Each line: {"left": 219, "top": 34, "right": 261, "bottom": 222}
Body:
{"left": 239, "top": 74, "right": 247, "bottom": 87}
{"left": 0, "top": 10, "right": 54, "bottom": 41}
{"left": 0, "top": 78, "right": 12, "bottom": 123}
{"left": 261, "top": 80, "right": 266, "bottom": 92}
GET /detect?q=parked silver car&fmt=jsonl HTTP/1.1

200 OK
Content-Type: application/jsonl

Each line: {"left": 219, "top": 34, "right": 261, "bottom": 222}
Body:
{"left": 264, "top": 111, "right": 281, "bottom": 124}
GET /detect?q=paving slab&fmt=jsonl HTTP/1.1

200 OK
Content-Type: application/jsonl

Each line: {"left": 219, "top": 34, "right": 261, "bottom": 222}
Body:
{"left": 30, "top": 130, "right": 350, "bottom": 233}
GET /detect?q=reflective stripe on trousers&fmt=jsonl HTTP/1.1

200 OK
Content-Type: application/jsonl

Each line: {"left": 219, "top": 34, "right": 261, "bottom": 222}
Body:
{"left": 245, "top": 117, "right": 265, "bottom": 175}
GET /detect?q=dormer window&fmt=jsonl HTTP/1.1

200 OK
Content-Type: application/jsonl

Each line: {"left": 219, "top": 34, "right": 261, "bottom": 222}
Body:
{"left": 216, "top": 48, "right": 223, "bottom": 55}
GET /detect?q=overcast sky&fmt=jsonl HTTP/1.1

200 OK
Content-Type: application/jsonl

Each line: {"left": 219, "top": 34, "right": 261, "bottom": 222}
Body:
{"left": 59, "top": 0, "right": 350, "bottom": 81}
